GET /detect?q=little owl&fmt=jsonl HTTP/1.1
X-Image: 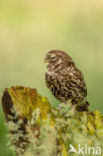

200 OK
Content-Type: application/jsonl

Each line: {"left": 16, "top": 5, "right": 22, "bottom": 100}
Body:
{"left": 44, "top": 50, "right": 89, "bottom": 111}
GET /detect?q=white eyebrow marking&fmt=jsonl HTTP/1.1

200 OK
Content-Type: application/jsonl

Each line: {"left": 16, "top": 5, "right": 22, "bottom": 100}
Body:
{"left": 50, "top": 54, "right": 56, "bottom": 58}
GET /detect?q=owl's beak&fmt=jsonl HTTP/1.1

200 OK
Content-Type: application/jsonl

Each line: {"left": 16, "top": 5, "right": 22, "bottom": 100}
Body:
{"left": 44, "top": 58, "right": 50, "bottom": 68}
{"left": 44, "top": 58, "right": 49, "bottom": 63}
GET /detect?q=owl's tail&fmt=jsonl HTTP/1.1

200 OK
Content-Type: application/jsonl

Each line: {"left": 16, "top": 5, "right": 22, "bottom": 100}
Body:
{"left": 76, "top": 101, "right": 89, "bottom": 112}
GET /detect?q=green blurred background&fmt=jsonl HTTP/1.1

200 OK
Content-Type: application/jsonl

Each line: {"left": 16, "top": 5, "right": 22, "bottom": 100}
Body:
{"left": 0, "top": 0, "right": 103, "bottom": 155}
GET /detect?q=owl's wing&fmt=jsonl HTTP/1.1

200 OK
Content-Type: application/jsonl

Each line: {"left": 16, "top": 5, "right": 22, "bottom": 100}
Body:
{"left": 60, "top": 67, "right": 87, "bottom": 102}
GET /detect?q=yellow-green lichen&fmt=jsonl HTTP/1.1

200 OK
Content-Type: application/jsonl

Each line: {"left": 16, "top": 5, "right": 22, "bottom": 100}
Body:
{"left": 2, "top": 86, "right": 103, "bottom": 156}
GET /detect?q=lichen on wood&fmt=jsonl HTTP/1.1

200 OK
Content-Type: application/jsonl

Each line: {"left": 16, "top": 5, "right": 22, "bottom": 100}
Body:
{"left": 2, "top": 86, "right": 103, "bottom": 156}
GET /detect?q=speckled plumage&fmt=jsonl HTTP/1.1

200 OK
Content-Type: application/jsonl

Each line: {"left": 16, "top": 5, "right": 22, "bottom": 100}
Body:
{"left": 45, "top": 50, "right": 89, "bottom": 111}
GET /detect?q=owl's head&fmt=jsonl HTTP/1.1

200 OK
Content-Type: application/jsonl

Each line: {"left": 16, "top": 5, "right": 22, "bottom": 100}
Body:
{"left": 44, "top": 50, "right": 75, "bottom": 70}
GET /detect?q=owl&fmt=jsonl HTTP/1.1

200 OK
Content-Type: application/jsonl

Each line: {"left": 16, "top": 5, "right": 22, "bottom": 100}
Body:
{"left": 44, "top": 50, "right": 89, "bottom": 111}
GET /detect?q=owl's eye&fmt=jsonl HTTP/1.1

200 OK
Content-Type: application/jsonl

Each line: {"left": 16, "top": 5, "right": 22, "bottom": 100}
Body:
{"left": 50, "top": 56, "right": 56, "bottom": 62}
{"left": 51, "top": 56, "right": 56, "bottom": 59}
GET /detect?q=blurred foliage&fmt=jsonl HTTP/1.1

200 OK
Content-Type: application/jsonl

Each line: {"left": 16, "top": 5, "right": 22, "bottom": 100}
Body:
{"left": 2, "top": 86, "right": 103, "bottom": 156}
{"left": 0, "top": 0, "right": 103, "bottom": 155}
